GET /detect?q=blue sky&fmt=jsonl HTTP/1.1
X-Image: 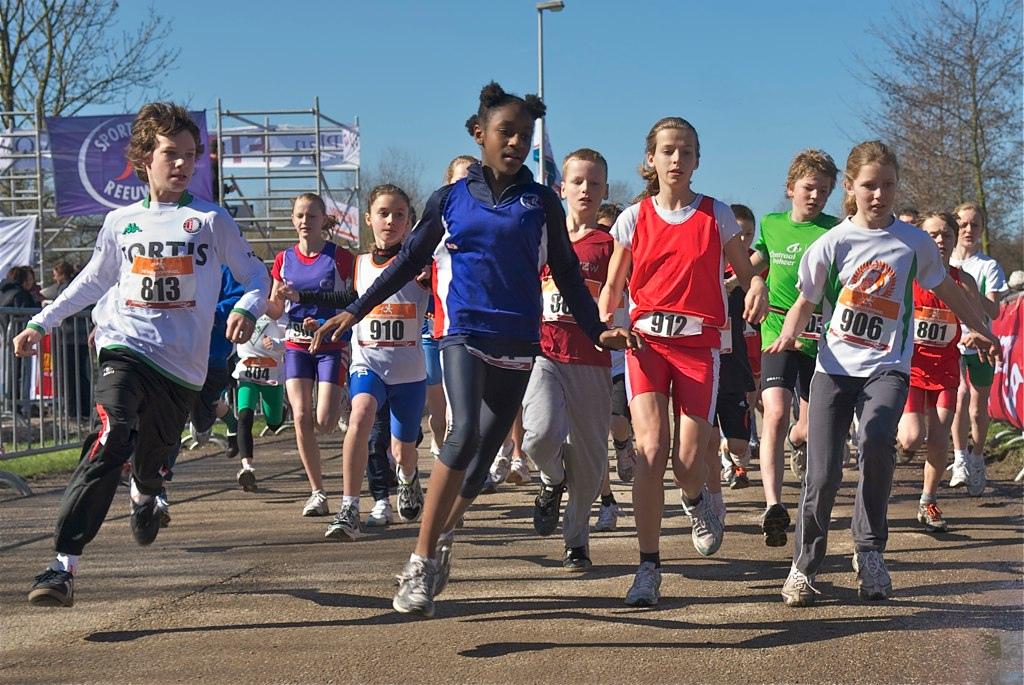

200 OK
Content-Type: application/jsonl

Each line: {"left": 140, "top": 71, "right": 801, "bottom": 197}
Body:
{"left": 109, "top": 0, "right": 892, "bottom": 219}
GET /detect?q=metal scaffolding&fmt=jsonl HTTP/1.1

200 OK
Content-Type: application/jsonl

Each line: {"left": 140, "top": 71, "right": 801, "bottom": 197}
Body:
{"left": 0, "top": 109, "right": 45, "bottom": 274}
{"left": 215, "top": 98, "right": 361, "bottom": 261}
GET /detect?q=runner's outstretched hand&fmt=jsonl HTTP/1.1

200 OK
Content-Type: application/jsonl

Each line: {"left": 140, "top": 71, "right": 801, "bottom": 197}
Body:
{"left": 225, "top": 311, "right": 256, "bottom": 343}
{"left": 12, "top": 327, "right": 43, "bottom": 357}
{"left": 599, "top": 326, "right": 642, "bottom": 351}
{"left": 310, "top": 312, "right": 356, "bottom": 353}
{"left": 962, "top": 329, "right": 1002, "bottom": 366}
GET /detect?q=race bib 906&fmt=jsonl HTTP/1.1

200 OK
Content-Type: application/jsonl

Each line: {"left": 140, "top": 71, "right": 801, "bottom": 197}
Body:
{"left": 829, "top": 288, "right": 899, "bottom": 352}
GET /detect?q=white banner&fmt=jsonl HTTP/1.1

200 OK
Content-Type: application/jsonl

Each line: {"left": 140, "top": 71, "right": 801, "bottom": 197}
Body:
{"left": 322, "top": 188, "right": 360, "bottom": 247}
{"left": 0, "top": 130, "right": 50, "bottom": 174}
{"left": 0, "top": 216, "right": 37, "bottom": 276}
{"left": 219, "top": 124, "right": 359, "bottom": 170}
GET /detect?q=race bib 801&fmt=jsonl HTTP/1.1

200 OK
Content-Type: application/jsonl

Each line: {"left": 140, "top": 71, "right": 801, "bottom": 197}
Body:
{"left": 914, "top": 306, "right": 958, "bottom": 347}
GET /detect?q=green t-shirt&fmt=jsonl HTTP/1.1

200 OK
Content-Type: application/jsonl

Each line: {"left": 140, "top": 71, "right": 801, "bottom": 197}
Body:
{"left": 753, "top": 211, "right": 839, "bottom": 357}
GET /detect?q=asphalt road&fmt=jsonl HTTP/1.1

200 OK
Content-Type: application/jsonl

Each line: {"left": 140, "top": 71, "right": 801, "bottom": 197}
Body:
{"left": 1, "top": 431, "right": 1021, "bottom": 684}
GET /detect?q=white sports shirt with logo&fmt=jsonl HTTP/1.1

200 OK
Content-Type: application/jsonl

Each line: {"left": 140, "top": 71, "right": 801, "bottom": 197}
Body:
{"left": 28, "top": 193, "right": 270, "bottom": 389}
{"left": 233, "top": 315, "right": 286, "bottom": 386}
{"left": 350, "top": 252, "right": 430, "bottom": 385}
{"left": 949, "top": 251, "right": 1008, "bottom": 357}
{"left": 796, "top": 217, "right": 946, "bottom": 378}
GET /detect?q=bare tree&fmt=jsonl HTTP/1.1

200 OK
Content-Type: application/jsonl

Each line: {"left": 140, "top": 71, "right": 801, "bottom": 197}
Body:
{"left": 0, "top": 0, "right": 178, "bottom": 126}
{"left": 855, "top": 0, "right": 1022, "bottom": 267}
{"left": 607, "top": 180, "right": 637, "bottom": 207}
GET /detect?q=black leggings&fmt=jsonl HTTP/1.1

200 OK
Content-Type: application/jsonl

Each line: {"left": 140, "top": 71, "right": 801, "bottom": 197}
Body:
{"left": 236, "top": 408, "right": 283, "bottom": 461}
{"left": 439, "top": 344, "right": 532, "bottom": 499}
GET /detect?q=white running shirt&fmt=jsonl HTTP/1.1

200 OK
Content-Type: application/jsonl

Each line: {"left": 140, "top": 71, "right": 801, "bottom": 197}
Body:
{"left": 950, "top": 251, "right": 1008, "bottom": 356}
{"left": 233, "top": 315, "right": 286, "bottom": 386}
{"left": 29, "top": 194, "right": 269, "bottom": 389}
{"left": 350, "top": 252, "right": 430, "bottom": 385}
{"left": 797, "top": 217, "right": 946, "bottom": 378}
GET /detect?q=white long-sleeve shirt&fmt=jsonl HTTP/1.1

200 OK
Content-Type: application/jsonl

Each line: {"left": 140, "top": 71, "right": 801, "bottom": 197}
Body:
{"left": 28, "top": 192, "right": 269, "bottom": 389}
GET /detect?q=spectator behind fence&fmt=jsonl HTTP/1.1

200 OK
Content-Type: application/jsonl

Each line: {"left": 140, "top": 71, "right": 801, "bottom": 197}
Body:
{"left": 41, "top": 261, "right": 77, "bottom": 301}
{"left": 1, "top": 266, "right": 39, "bottom": 420}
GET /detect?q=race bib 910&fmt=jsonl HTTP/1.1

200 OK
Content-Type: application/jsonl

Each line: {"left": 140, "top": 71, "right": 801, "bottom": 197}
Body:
{"left": 359, "top": 302, "right": 419, "bottom": 348}
{"left": 121, "top": 255, "right": 196, "bottom": 309}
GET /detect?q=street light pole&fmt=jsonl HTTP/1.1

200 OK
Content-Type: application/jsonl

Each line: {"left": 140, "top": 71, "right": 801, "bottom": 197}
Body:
{"left": 536, "top": 1, "right": 564, "bottom": 186}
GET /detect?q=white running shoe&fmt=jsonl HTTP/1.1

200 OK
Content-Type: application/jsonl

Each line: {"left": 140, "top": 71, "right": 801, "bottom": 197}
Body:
{"left": 324, "top": 503, "right": 363, "bottom": 540}
{"left": 366, "top": 498, "right": 393, "bottom": 527}
{"left": 594, "top": 502, "right": 620, "bottom": 532}
{"left": 624, "top": 561, "right": 661, "bottom": 607}
{"left": 966, "top": 453, "right": 987, "bottom": 496}
{"left": 397, "top": 468, "right": 424, "bottom": 522}
{"left": 682, "top": 488, "right": 724, "bottom": 557}
{"left": 781, "top": 565, "right": 820, "bottom": 607}
{"left": 507, "top": 457, "right": 531, "bottom": 485}
{"left": 854, "top": 550, "right": 892, "bottom": 600}
{"left": 302, "top": 490, "right": 330, "bottom": 517}
{"left": 489, "top": 455, "right": 511, "bottom": 486}
{"left": 711, "top": 493, "right": 727, "bottom": 524}
{"left": 789, "top": 438, "right": 807, "bottom": 481}
{"left": 435, "top": 530, "right": 456, "bottom": 597}
{"left": 393, "top": 557, "right": 436, "bottom": 618}
{"left": 948, "top": 460, "right": 968, "bottom": 488}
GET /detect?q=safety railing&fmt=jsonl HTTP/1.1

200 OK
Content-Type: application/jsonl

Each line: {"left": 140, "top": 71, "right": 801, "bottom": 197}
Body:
{"left": 1, "top": 307, "right": 95, "bottom": 465}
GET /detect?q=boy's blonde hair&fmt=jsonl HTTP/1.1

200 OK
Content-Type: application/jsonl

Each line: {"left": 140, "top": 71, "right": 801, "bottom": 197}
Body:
{"left": 785, "top": 149, "right": 839, "bottom": 193}
{"left": 562, "top": 148, "right": 608, "bottom": 179}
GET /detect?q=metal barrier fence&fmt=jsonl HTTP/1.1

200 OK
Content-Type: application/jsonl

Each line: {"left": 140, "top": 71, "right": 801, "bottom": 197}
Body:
{"left": 1, "top": 307, "right": 95, "bottom": 462}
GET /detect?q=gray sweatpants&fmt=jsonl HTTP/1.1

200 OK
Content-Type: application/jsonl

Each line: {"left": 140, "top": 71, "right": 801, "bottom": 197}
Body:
{"left": 794, "top": 370, "right": 909, "bottom": 575}
{"left": 522, "top": 356, "right": 612, "bottom": 550}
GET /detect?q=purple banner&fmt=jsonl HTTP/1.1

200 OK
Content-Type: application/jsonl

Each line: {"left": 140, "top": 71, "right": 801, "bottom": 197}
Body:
{"left": 46, "top": 111, "right": 213, "bottom": 216}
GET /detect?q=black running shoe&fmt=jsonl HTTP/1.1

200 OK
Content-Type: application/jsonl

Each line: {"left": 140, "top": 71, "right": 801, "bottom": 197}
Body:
{"left": 28, "top": 566, "right": 74, "bottom": 607}
{"left": 761, "top": 503, "right": 791, "bottom": 548}
{"left": 730, "top": 467, "right": 751, "bottom": 490}
{"left": 480, "top": 474, "right": 498, "bottom": 495}
{"left": 224, "top": 431, "right": 239, "bottom": 460}
{"left": 131, "top": 499, "right": 161, "bottom": 546}
{"left": 533, "top": 481, "right": 566, "bottom": 536}
{"left": 563, "top": 546, "right": 592, "bottom": 572}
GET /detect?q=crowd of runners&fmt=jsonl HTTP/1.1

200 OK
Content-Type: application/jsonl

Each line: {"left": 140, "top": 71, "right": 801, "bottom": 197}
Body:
{"left": 13, "top": 82, "right": 1010, "bottom": 618}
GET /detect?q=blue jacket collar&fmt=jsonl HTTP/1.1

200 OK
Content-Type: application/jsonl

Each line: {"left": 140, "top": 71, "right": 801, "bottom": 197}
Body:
{"left": 465, "top": 162, "right": 536, "bottom": 206}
